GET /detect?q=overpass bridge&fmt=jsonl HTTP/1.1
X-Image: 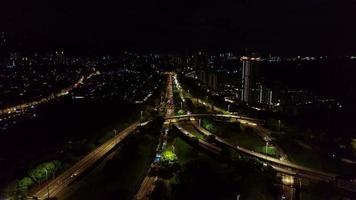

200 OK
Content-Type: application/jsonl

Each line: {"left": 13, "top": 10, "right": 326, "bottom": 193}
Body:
{"left": 173, "top": 122, "right": 337, "bottom": 182}
{"left": 165, "top": 113, "right": 265, "bottom": 125}
{"left": 171, "top": 113, "right": 356, "bottom": 193}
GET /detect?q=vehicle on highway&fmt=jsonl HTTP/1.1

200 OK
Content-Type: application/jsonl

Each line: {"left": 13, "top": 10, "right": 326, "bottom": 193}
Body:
{"left": 70, "top": 171, "right": 79, "bottom": 179}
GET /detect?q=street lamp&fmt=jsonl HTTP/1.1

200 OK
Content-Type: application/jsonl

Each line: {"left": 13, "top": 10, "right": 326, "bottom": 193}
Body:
{"left": 228, "top": 104, "right": 231, "bottom": 112}
{"left": 140, "top": 110, "right": 143, "bottom": 123}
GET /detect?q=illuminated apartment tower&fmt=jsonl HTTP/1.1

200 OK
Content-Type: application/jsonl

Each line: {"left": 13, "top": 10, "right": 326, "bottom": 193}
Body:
{"left": 258, "top": 84, "right": 273, "bottom": 105}
{"left": 55, "top": 51, "right": 66, "bottom": 66}
{"left": 241, "top": 57, "right": 251, "bottom": 104}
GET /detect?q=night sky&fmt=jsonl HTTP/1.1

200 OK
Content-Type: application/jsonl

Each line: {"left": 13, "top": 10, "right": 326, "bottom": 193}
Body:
{"left": 1, "top": 0, "right": 355, "bottom": 54}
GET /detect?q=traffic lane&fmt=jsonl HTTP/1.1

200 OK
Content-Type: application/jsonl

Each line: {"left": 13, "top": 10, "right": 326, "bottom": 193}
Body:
{"left": 31, "top": 122, "right": 140, "bottom": 198}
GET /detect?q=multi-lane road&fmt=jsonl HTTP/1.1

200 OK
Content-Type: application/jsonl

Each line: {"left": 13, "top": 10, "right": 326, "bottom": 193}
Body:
{"left": 174, "top": 118, "right": 337, "bottom": 182}
{"left": 29, "top": 121, "right": 140, "bottom": 199}
{"left": 134, "top": 72, "right": 175, "bottom": 200}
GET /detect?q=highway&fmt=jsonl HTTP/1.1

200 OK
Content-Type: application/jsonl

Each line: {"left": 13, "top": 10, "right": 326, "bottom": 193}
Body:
{"left": 166, "top": 113, "right": 264, "bottom": 124}
{"left": 166, "top": 109, "right": 335, "bottom": 180}
{"left": 174, "top": 121, "right": 350, "bottom": 200}
{"left": 135, "top": 73, "right": 350, "bottom": 197}
{"left": 175, "top": 120, "right": 337, "bottom": 182}
{"left": 134, "top": 72, "right": 175, "bottom": 200}
{"left": 170, "top": 74, "right": 356, "bottom": 196}
{"left": 175, "top": 123, "right": 222, "bottom": 154}
{"left": 134, "top": 176, "right": 158, "bottom": 200}
{"left": 168, "top": 113, "right": 290, "bottom": 160}
{"left": 29, "top": 121, "right": 140, "bottom": 199}
{"left": 173, "top": 74, "right": 316, "bottom": 199}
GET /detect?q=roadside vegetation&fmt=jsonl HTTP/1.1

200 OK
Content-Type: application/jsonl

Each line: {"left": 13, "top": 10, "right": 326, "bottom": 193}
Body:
{"left": 151, "top": 130, "right": 278, "bottom": 200}
{"left": 200, "top": 118, "right": 278, "bottom": 156}
{"left": 61, "top": 117, "right": 163, "bottom": 200}
{"left": 1, "top": 79, "right": 164, "bottom": 199}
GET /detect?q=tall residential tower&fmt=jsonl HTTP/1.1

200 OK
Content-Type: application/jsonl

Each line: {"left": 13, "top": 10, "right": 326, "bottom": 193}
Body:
{"left": 241, "top": 56, "right": 251, "bottom": 103}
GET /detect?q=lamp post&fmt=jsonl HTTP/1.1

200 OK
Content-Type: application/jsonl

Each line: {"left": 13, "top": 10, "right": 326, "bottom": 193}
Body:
{"left": 228, "top": 104, "right": 231, "bottom": 113}
{"left": 180, "top": 101, "right": 183, "bottom": 110}
{"left": 140, "top": 110, "right": 143, "bottom": 123}
{"left": 265, "top": 141, "right": 269, "bottom": 155}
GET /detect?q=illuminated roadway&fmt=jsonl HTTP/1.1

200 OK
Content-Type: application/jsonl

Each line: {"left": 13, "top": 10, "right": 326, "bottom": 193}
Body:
{"left": 166, "top": 113, "right": 264, "bottom": 124}
{"left": 175, "top": 121, "right": 356, "bottom": 198}
{"left": 167, "top": 113, "right": 289, "bottom": 159}
{"left": 173, "top": 119, "right": 337, "bottom": 182}
{"left": 167, "top": 78, "right": 336, "bottom": 181}
{"left": 134, "top": 72, "right": 175, "bottom": 200}
{"left": 169, "top": 75, "right": 356, "bottom": 194}
{"left": 29, "top": 121, "right": 141, "bottom": 199}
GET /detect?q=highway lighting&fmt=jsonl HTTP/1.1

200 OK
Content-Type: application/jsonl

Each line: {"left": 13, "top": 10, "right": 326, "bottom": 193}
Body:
{"left": 248, "top": 122, "right": 257, "bottom": 126}
{"left": 281, "top": 175, "right": 294, "bottom": 186}
{"left": 140, "top": 110, "right": 143, "bottom": 122}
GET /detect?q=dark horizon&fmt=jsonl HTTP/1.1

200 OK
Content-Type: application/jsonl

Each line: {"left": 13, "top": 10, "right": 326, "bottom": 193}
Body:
{"left": 1, "top": 0, "right": 355, "bottom": 55}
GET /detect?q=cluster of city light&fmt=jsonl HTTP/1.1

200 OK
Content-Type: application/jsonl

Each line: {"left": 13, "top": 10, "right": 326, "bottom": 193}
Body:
{"left": 135, "top": 92, "right": 153, "bottom": 104}
{"left": 240, "top": 56, "right": 262, "bottom": 61}
{"left": 0, "top": 71, "right": 99, "bottom": 116}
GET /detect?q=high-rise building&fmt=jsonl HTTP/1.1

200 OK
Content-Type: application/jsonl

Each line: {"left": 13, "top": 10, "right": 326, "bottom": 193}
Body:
{"left": 258, "top": 84, "right": 274, "bottom": 106}
{"left": 241, "top": 56, "right": 251, "bottom": 103}
{"left": 259, "top": 85, "right": 263, "bottom": 103}
{"left": 9, "top": 52, "right": 20, "bottom": 67}
{"left": 207, "top": 73, "right": 217, "bottom": 90}
{"left": 55, "top": 51, "right": 66, "bottom": 66}
{"left": 198, "top": 70, "right": 207, "bottom": 85}
{"left": 240, "top": 56, "right": 260, "bottom": 104}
